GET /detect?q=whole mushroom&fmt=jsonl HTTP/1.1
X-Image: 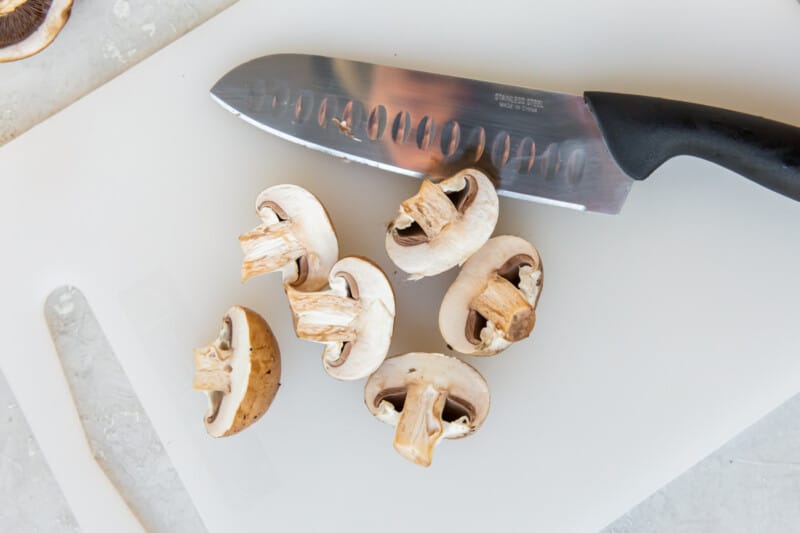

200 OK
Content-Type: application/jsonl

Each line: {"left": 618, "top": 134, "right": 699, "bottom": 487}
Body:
{"left": 364, "top": 352, "right": 490, "bottom": 467}
{"left": 240, "top": 184, "right": 338, "bottom": 291}
{"left": 287, "top": 256, "right": 395, "bottom": 380}
{"left": 439, "top": 235, "right": 543, "bottom": 356}
{"left": 385, "top": 169, "right": 499, "bottom": 279}
{"left": 193, "top": 306, "right": 281, "bottom": 437}
{"left": 0, "top": 0, "right": 73, "bottom": 62}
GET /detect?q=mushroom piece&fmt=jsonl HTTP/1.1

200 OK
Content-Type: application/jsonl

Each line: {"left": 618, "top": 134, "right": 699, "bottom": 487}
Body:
{"left": 439, "top": 235, "right": 543, "bottom": 356}
{"left": 364, "top": 352, "right": 490, "bottom": 467}
{"left": 385, "top": 168, "right": 499, "bottom": 279}
{"left": 240, "top": 184, "right": 338, "bottom": 291}
{"left": 286, "top": 256, "right": 395, "bottom": 380}
{"left": 0, "top": 0, "right": 73, "bottom": 63}
{"left": 193, "top": 306, "right": 281, "bottom": 438}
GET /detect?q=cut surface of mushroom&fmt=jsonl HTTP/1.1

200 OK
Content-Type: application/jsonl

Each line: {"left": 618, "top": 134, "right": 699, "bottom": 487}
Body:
{"left": 193, "top": 306, "right": 281, "bottom": 437}
{"left": 439, "top": 235, "right": 543, "bottom": 356}
{"left": 240, "top": 184, "right": 338, "bottom": 291}
{"left": 385, "top": 169, "right": 499, "bottom": 279}
{"left": 364, "top": 352, "right": 490, "bottom": 467}
{"left": 0, "top": 0, "right": 73, "bottom": 62}
{"left": 287, "top": 256, "right": 395, "bottom": 380}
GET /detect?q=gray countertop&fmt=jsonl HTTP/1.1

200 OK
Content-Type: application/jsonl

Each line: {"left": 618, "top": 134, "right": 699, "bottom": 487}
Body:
{"left": 0, "top": 0, "right": 237, "bottom": 146}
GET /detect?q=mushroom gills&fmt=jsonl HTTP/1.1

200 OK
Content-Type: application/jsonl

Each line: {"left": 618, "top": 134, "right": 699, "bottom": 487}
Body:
{"left": 0, "top": 0, "right": 52, "bottom": 48}
{"left": 375, "top": 387, "right": 475, "bottom": 424}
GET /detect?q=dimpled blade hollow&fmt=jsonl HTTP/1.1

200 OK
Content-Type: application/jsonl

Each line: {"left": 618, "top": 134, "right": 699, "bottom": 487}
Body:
{"left": 211, "top": 54, "right": 633, "bottom": 214}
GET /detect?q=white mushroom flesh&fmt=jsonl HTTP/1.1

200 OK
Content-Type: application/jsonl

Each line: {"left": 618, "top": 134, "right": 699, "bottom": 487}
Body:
{"left": 192, "top": 306, "right": 281, "bottom": 438}
{"left": 239, "top": 184, "right": 338, "bottom": 291}
{"left": 193, "top": 310, "right": 251, "bottom": 435}
{"left": 439, "top": 236, "right": 543, "bottom": 356}
{"left": 287, "top": 257, "right": 395, "bottom": 380}
{"left": 365, "top": 352, "right": 490, "bottom": 467}
{"left": 385, "top": 169, "right": 499, "bottom": 279}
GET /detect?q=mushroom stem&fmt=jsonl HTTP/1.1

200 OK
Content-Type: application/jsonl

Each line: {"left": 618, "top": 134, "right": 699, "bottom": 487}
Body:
{"left": 0, "top": 0, "right": 28, "bottom": 15}
{"left": 192, "top": 346, "right": 232, "bottom": 393}
{"left": 239, "top": 221, "right": 306, "bottom": 282}
{"left": 399, "top": 179, "right": 458, "bottom": 240}
{"left": 287, "top": 288, "right": 362, "bottom": 342}
{"left": 470, "top": 274, "right": 535, "bottom": 342}
{"left": 393, "top": 382, "right": 447, "bottom": 467}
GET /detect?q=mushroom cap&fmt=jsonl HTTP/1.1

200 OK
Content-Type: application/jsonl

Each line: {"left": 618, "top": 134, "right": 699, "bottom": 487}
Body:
{"left": 0, "top": 0, "right": 73, "bottom": 63}
{"left": 385, "top": 169, "right": 499, "bottom": 279}
{"left": 323, "top": 256, "right": 396, "bottom": 380}
{"left": 364, "top": 352, "right": 490, "bottom": 438}
{"left": 439, "top": 235, "right": 543, "bottom": 356}
{"left": 255, "top": 184, "right": 338, "bottom": 291}
{"left": 205, "top": 306, "right": 281, "bottom": 438}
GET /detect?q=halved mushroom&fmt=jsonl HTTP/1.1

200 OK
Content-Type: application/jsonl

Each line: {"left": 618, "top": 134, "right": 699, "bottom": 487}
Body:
{"left": 439, "top": 235, "right": 543, "bottom": 356}
{"left": 0, "top": 0, "right": 73, "bottom": 63}
{"left": 193, "top": 306, "right": 281, "bottom": 437}
{"left": 364, "top": 352, "right": 490, "bottom": 467}
{"left": 240, "top": 184, "right": 338, "bottom": 291}
{"left": 385, "top": 169, "right": 499, "bottom": 279}
{"left": 287, "top": 256, "right": 395, "bottom": 380}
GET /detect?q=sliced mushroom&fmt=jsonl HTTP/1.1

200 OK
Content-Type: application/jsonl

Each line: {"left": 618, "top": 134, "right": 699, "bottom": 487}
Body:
{"left": 439, "top": 235, "right": 543, "bottom": 356}
{"left": 385, "top": 169, "right": 499, "bottom": 279}
{"left": 287, "top": 256, "right": 395, "bottom": 380}
{"left": 0, "top": 0, "right": 73, "bottom": 63}
{"left": 193, "top": 306, "right": 281, "bottom": 437}
{"left": 364, "top": 352, "right": 490, "bottom": 467}
{"left": 240, "top": 184, "right": 338, "bottom": 291}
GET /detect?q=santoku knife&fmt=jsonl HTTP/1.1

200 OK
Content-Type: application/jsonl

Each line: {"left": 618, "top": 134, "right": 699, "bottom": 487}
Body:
{"left": 210, "top": 54, "right": 800, "bottom": 214}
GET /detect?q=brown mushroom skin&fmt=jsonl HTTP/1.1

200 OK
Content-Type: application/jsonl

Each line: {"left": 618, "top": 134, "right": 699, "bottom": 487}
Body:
{"left": 220, "top": 309, "right": 280, "bottom": 437}
{"left": 193, "top": 307, "right": 281, "bottom": 438}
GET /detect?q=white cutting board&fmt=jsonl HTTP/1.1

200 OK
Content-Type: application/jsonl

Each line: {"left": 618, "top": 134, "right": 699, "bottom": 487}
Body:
{"left": 2, "top": 1, "right": 800, "bottom": 531}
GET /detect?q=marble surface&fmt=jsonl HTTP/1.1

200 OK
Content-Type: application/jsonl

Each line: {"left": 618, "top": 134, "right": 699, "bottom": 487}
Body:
{"left": 604, "top": 392, "right": 800, "bottom": 533}
{"left": 0, "top": 370, "right": 79, "bottom": 532}
{"left": 0, "top": 0, "right": 237, "bottom": 145}
{"left": 45, "top": 286, "right": 206, "bottom": 533}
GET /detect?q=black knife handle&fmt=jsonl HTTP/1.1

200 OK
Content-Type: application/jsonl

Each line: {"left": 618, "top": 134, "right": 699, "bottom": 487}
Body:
{"left": 584, "top": 91, "right": 800, "bottom": 202}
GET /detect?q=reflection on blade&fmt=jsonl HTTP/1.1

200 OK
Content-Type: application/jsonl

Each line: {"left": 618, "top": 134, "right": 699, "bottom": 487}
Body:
{"left": 210, "top": 54, "right": 633, "bottom": 214}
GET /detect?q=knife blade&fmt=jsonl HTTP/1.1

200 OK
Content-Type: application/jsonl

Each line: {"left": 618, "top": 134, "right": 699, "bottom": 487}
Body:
{"left": 210, "top": 54, "right": 800, "bottom": 214}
